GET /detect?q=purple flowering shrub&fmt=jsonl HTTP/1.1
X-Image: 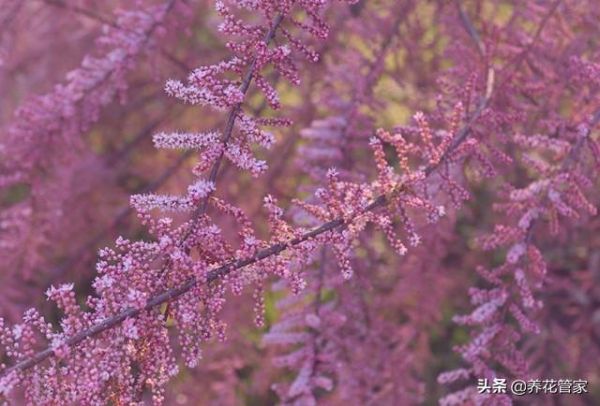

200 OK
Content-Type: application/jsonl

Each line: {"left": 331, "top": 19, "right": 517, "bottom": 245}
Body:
{"left": 1, "top": 1, "right": 599, "bottom": 404}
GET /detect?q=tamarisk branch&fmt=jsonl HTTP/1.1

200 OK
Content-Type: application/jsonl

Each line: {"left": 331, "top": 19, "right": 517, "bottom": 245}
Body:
{"left": 0, "top": 65, "right": 496, "bottom": 378}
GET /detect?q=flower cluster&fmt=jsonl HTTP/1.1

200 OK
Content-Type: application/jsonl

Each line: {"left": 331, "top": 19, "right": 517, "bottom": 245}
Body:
{"left": 1, "top": 1, "right": 600, "bottom": 405}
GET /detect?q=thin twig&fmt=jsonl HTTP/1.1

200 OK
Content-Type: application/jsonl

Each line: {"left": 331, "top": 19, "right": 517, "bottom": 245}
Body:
{"left": 158, "top": 14, "right": 284, "bottom": 321}
{"left": 181, "top": 13, "right": 285, "bottom": 241}
{"left": 455, "top": 0, "right": 485, "bottom": 58}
